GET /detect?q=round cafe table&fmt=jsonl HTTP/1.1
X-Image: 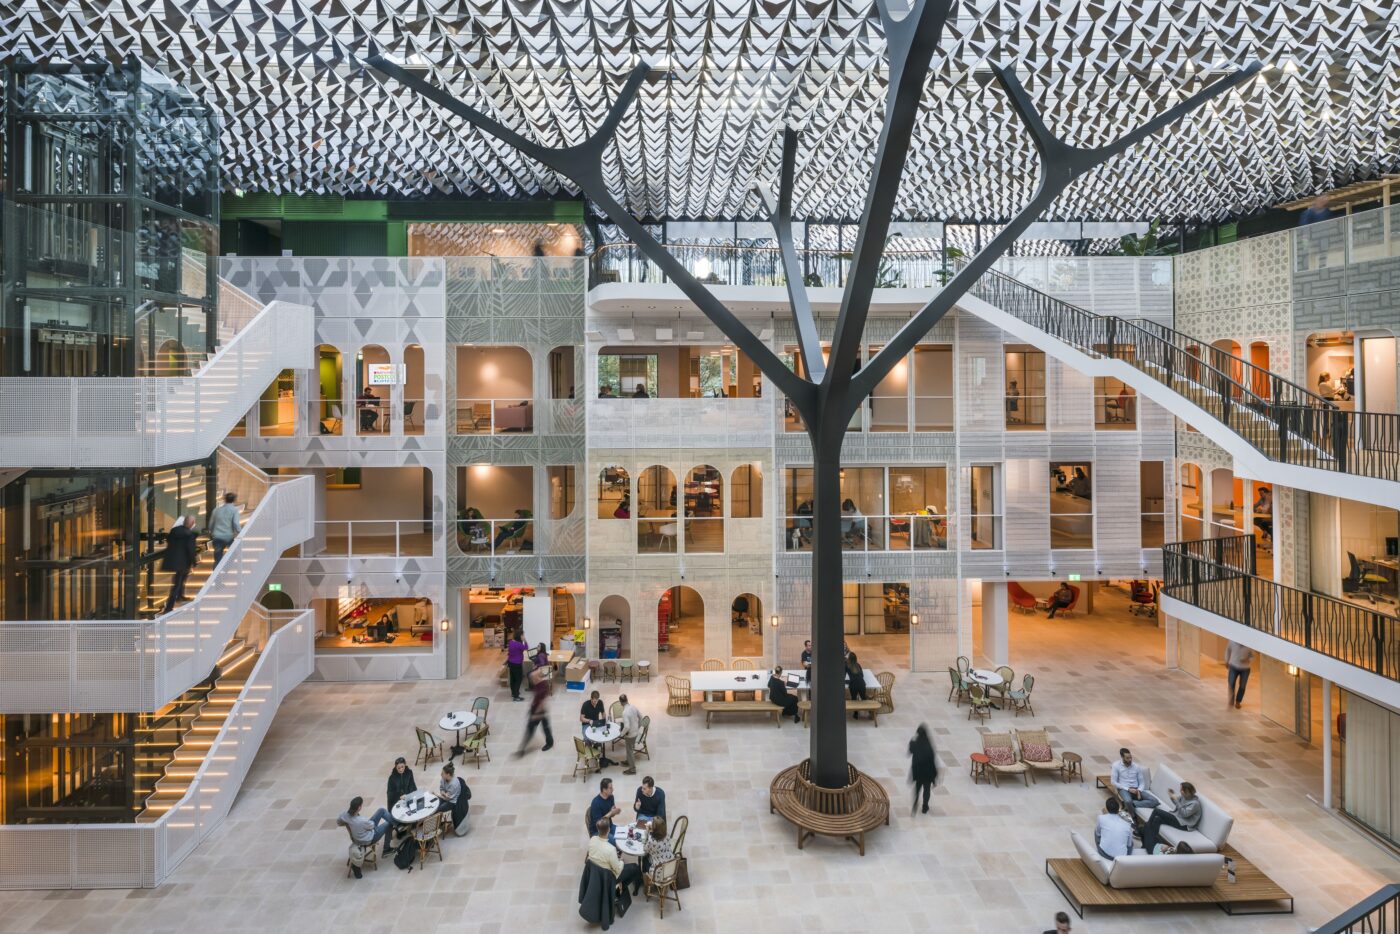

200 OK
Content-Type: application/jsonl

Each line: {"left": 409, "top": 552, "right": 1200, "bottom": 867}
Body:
{"left": 584, "top": 721, "right": 621, "bottom": 746}
{"left": 391, "top": 789, "right": 441, "bottom": 824}
{"left": 614, "top": 822, "right": 647, "bottom": 858}
{"left": 440, "top": 710, "right": 479, "bottom": 758}
{"left": 967, "top": 668, "right": 1001, "bottom": 687}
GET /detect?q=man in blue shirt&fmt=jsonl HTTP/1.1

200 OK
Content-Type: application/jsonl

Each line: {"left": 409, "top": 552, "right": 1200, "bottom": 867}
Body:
{"left": 587, "top": 777, "right": 620, "bottom": 836}
{"left": 633, "top": 776, "right": 666, "bottom": 823}
{"left": 1095, "top": 797, "right": 1134, "bottom": 860}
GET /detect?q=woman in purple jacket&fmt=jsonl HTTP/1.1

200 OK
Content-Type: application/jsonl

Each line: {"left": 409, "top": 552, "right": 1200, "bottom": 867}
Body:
{"left": 506, "top": 630, "right": 528, "bottom": 701}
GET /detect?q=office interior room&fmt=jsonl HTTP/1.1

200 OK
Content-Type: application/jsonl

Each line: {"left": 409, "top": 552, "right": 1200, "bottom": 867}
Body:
{"left": 455, "top": 345, "right": 534, "bottom": 433}
{"left": 313, "top": 595, "right": 436, "bottom": 651}
{"left": 456, "top": 464, "right": 534, "bottom": 554}
{"left": 316, "top": 466, "right": 434, "bottom": 556}
{"left": 1311, "top": 493, "right": 1400, "bottom": 609}
{"left": 1305, "top": 331, "right": 1398, "bottom": 414}
{"left": 463, "top": 584, "right": 579, "bottom": 649}
{"left": 594, "top": 343, "right": 762, "bottom": 399}
{"left": 782, "top": 343, "right": 954, "bottom": 432}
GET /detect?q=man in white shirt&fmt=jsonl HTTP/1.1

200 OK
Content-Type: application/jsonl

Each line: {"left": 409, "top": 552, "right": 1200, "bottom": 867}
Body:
{"left": 1225, "top": 641, "right": 1254, "bottom": 709}
{"left": 1111, "top": 747, "right": 1160, "bottom": 811}
{"left": 1094, "top": 797, "right": 1134, "bottom": 860}
{"left": 618, "top": 694, "right": 642, "bottom": 775}
{"left": 588, "top": 818, "right": 641, "bottom": 892}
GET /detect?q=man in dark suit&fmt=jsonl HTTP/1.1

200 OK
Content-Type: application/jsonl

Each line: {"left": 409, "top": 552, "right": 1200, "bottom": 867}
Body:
{"left": 161, "top": 516, "right": 199, "bottom": 613}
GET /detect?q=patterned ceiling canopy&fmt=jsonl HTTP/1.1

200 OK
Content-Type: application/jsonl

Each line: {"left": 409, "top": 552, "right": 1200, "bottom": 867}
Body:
{"left": 4, "top": 1, "right": 1396, "bottom": 223}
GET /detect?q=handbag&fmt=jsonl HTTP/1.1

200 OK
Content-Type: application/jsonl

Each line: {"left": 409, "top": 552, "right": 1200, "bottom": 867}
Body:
{"left": 674, "top": 856, "right": 690, "bottom": 890}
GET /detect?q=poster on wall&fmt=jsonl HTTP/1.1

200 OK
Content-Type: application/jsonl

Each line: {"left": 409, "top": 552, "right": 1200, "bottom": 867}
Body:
{"left": 522, "top": 596, "right": 551, "bottom": 650}
{"left": 367, "top": 363, "right": 399, "bottom": 385}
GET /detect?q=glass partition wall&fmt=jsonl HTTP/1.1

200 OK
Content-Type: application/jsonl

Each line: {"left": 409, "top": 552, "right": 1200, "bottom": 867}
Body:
{"left": 2, "top": 59, "right": 220, "bottom": 378}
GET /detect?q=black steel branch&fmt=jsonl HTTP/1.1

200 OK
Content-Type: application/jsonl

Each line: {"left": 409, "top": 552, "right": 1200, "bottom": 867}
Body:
{"left": 824, "top": 0, "right": 955, "bottom": 393}
{"left": 367, "top": 53, "right": 816, "bottom": 413}
{"left": 757, "top": 127, "right": 825, "bottom": 383}
{"left": 852, "top": 60, "right": 1263, "bottom": 405}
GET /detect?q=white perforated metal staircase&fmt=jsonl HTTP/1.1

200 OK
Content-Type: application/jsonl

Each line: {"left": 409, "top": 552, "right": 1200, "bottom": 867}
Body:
{"left": 0, "top": 449, "right": 314, "bottom": 713}
{"left": 957, "top": 267, "right": 1400, "bottom": 509}
{"left": 0, "top": 278, "right": 313, "bottom": 468}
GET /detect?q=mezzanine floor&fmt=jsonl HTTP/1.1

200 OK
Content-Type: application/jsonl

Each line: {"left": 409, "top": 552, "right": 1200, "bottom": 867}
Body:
{"left": 0, "top": 600, "right": 1393, "bottom": 932}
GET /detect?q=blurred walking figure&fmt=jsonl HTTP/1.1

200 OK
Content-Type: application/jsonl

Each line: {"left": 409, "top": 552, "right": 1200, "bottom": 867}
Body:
{"left": 908, "top": 723, "right": 939, "bottom": 815}
{"left": 514, "top": 665, "right": 554, "bottom": 756}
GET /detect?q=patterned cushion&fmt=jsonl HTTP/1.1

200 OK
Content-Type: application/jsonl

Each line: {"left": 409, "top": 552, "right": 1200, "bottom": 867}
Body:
{"left": 985, "top": 746, "right": 1016, "bottom": 766}
{"left": 1021, "top": 741, "right": 1054, "bottom": 762}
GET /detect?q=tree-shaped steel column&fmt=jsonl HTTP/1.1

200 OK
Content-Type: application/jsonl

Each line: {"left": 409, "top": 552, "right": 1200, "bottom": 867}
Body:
{"left": 368, "top": 4, "right": 1258, "bottom": 789}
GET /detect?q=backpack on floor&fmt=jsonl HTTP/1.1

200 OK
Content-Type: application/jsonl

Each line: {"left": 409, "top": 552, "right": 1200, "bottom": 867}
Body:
{"left": 394, "top": 837, "right": 418, "bottom": 870}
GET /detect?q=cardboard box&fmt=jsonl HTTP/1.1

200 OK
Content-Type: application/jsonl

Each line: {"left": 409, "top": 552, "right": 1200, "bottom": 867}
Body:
{"left": 565, "top": 660, "right": 590, "bottom": 691}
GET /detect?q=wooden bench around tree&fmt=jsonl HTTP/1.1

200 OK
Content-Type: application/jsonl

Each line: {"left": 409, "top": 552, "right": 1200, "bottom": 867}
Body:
{"left": 769, "top": 761, "right": 890, "bottom": 856}
{"left": 701, "top": 700, "right": 782, "bottom": 728}
{"left": 796, "top": 698, "right": 882, "bottom": 727}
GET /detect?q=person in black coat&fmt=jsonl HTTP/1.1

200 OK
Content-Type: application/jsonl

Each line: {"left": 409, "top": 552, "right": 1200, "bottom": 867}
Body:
{"left": 908, "top": 723, "right": 939, "bottom": 816}
{"left": 768, "top": 667, "right": 801, "bottom": 723}
{"left": 846, "top": 651, "right": 869, "bottom": 717}
{"left": 387, "top": 756, "right": 416, "bottom": 809}
{"left": 161, "top": 516, "right": 199, "bottom": 613}
{"left": 578, "top": 859, "right": 629, "bottom": 928}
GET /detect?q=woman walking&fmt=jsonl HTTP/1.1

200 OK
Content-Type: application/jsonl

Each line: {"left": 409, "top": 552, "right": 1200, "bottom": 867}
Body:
{"left": 908, "top": 724, "right": 939, "bottom": 815}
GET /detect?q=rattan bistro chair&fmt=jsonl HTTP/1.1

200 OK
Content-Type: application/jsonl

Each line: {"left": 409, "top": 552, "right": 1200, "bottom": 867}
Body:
{"left": 668, "top": 814, "right": 688, "bottom": 857}
{"left": 344, "top": 825, "right": 379, "bottom": 876}
{"left": 947, "top": 667, "right": 970, "bottom": 706}
{"left": 645, "top": 858, "right": 683, "bottom": 918}
{"left": 573, "top": 736, "right": 602, "bottom": 779}
{"left": 635, "top": 715, "right": 652, "bottom": 761}
{"left": 874, "top": 671, "right": 896, "bottom": 714}
{"left": 1007, "top": 674, "right": 1036, "bottom": 717}
{"left": 414, "top": 726, "right": 445, "bottom": 768}
{"left": 414, "top": 813, "right": 444, "bottom": 867}
{"left": 991, "top": 665, "right": 1015, "bottom": 706}
{"left": 966, "top": 683, "right": 994, "bottom": 721}
{"left": 665, "top": 675, "right": 693, "bottom": 716}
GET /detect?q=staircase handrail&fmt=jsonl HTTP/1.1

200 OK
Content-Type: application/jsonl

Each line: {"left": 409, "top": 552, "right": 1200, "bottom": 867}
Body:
{"left": 1314, "top": 884, "right": 1400, "bottom": 934}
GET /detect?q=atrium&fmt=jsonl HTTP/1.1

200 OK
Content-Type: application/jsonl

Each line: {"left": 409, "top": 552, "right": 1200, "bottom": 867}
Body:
{"left": 0, "top": 1, "right": 1397, "bottom": 930}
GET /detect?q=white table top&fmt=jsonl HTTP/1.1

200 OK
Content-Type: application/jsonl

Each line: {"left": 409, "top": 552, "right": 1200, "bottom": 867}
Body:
{"left": 391, "top": 790, "right": 441, "bottom": 824}
{"left": 584, "top": 721, "right": 622, "bottom": 744}
{"left": 548, "top": 650, "right": 575, "bottom": 664}
{"left": 440, "top": 711, "right": 478, "bottom": 732}
{"left": 614, "top": 823, "right": 647, "bottom": 857}
{"left": 967, "top": 668, "right": 1003, "bottom": 686}
{"left": 686, "top": 668, "right": 879, "bottom": 693}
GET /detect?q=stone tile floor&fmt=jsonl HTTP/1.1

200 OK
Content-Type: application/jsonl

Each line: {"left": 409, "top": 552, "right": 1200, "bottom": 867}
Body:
{"left": 0, "top": 600, "right": 1395, "bottom": 933}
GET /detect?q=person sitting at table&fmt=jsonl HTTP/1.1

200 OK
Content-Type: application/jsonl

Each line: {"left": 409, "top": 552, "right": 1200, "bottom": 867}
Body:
{"left": 612, "top": 493, "right": 630, "bottom": 519}
{"left": 768, "top": 666, "right": 802, "bottom": 723}
{"left": 338, "top": 796, "right": 394, "bottom": 874}
{"left": 588, "top": 817, "right": 641, "bottom": 899}
{"left": 435, "top": 762, "right": 471, "bottom": 836}
{"left": 357, "top": 386, "right": 380, "bottom": 430}
{"left": 580, "top": 690, "right": 616, "bottom": 767}
{"left": 640, "top": 815, "right": 676, "bottom": 893}
{"left": 1094, "top": 796, "right": 1135, "bottom": 860}
{"left": 384, "top": 755, "right": 417, "bottom": 847}
{"left": 800, "top": 640, "right": 813, "bottom": 675}
{"left": 633, "top": 776, "right": 666, "bottom": 824}
{"left": 1046, "top": 582, "right": 1075, "bottom": 619}
{"left": 532, "top": 642, "right": 549, "bottom": 670}
{"left": 846, "top": 651, "right": 869, "bottom": 717}
{"left": 598, "top": 384, "right": 616, "bottom": 398}
{"left": 588, "top": 777, "right": 622, "bottom": 836}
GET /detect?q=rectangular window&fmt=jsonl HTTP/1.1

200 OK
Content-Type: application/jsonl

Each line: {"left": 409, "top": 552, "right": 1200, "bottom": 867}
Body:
{"left": 867, "top": 344, "right": 908, "bottom": 431}
{"left": 1004, "top": 346, "right": 1046, "bottom": 428}
{"left": 547, "top": 465, "right": 575, "bottom": 520}
{"left": 730, "top": 464, "right": 762, "bottom": 518}
{"left": 1095, "top": 375, "right": 1136, "bottom": 428}
{"left": 913, "top": 344, "right": 954, "bottom": 430}
{"left": 888, "top": 466, "right": 948, "bottom": 550}
{"left": 1140, "top": 461, "right": 1165, "bottom": 548}
{"left": 1180, "top": 465, "right": 1203, "bottom": 540}
{"left": 969, "top": 465, "right": 1000, "bottom": 549}
{"left": 783, "top": 466, "right": 814, "bottom": 550}
{"left": 596, "top": 353, "right": 657, "bottom": 398}
{"left": 1050, "top": 462, "right": 1093, "bottom": 548}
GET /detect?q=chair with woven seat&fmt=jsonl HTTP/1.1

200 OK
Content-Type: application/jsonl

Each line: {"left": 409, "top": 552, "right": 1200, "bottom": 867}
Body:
{"left": 731, "top": 658, "right": 756, "bottom": 669}
{"left": 414, "top": 813, "right": 444, "bottom": 867}
{"left": 665, "top": 675, "right": 692, "bottom": 715}
{"left": 601, "top": 660, "right": 619, "bottom": 682}
{"left": 414, "top": 726, "right": 445, "bottom": 768}
{"left": 956, "top": 656, "right": 971, "bottom": 682}
{"left": 469, "top": 695, "right": 491, "bottom": 737}
{"left": 990, "top": 665, "right": 1015, "bottom": 706}
{"left": 700, "top": 658, "right": 725, "bottom": 700}
{"left": 966, "top": 683, "right": 993, "bottom": 721}
{"left": 608, "top": 700, "right": 625, "bottom": 749}
{"left": 344, "top": 825, "right": 379, "bottom": 877}
{"left": 636, "top": 660, "right": 651, "bottom": 682}
{"left": 644, "top": 858, "right": 682, "bottom": 918}
{"left": 873, "top": 671, "right": 896, "bottom": 714}
{"left": 1007, "top": 674, "right": 1035, "bottom": 717}
{"left": 618, "top": 658, "right": 635, "bottom": 681}
{"left": 634, "top": 715, "right": 651, "bottom": 761}
{"left": 1012, "top": 727, "right": 1063, "bottom": 783}
{"left": 981, "top": 732, "right": 1030, "bottom": 787}
{"left": 573, "top": 735, "right": 601, "bottom": 779}
{"left": 462, "top": 732, "right": 490, "bottom": 769}
{"left": 947, "top": 667, "right": 970, "bottom": 706}
{"left": 668, "top": 814, "right": 688, "bottom": 857}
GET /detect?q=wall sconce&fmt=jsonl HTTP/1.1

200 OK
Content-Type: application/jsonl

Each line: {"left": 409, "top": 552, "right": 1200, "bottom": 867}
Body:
{"left": 770, "top": 614, "right": 780, "bottom": 629}
{"left": 1286, "top": 664, "right": 1298, "bottom": 676}
{"left": 910, "top": 613, "right": 920, "bottom": 628}
{"left": 583, "top": 616, "right": 592, "bottom": 630}
{"left": 440, "top": 618, "right": 450, "bottom": 632}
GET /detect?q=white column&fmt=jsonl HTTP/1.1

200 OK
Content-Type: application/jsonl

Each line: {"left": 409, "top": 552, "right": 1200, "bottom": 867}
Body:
{"left": 980, "top": 580, "right": 1009, "bottom": 667}
{"left": 1321, "top": 677, "right": 1333, "bottom": 810}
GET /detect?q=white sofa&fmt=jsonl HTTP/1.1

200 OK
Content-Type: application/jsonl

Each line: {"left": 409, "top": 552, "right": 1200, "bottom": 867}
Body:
{"left": 1071, "top": 831, "right": 1224, "bottom": 889}
{"left": 1126, "top": 763, "right": 1234, "bottom": 854}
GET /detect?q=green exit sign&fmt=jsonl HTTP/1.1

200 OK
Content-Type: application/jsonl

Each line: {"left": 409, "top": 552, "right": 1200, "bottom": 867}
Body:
{"left": 1067, "top": 574, "right": 1081, "bottom": 581}
{"left": 267, "top": 583, "right": 283, "bottom": 592}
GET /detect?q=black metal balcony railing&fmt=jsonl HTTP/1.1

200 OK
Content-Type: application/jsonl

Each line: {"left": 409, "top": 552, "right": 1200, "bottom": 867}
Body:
{"left": 590, "top": 242, "right": 954, "bottom": 291}
{"left": 1163, "top": 534, "right": 1400, "bottom": 683}
{"left": 966, "top": 266, "right": 1400, "bottom": 484}
{"left": 1315, "top": 884, "right": 1400, "bottom": 934}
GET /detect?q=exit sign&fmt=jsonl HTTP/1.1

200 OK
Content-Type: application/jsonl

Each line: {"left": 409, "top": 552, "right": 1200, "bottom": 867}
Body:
{"left": 1067, "top": 574, "right": 1081, "bottom": 581}
{"left": 267, "top": 583, "right": 283, "bottom": 592}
